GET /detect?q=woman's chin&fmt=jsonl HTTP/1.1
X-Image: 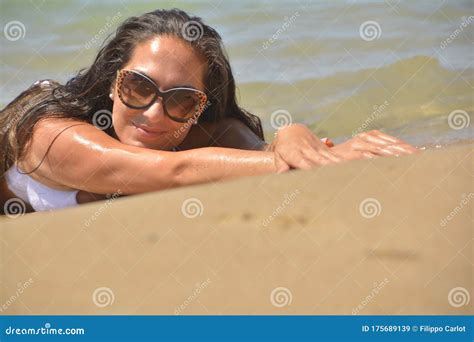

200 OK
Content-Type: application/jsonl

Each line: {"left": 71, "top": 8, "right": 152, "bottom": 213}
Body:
{"left": 122, "top": 136, "right": 174, "bottom": 151}
{"left": 116, "top": 127, "right": 179, "bottom": 150}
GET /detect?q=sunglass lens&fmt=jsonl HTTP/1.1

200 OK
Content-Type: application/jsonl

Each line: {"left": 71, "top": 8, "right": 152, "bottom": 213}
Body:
{"left": 120, "top": 72, "right": 156, "bottom": 108}
{"left": 164, "top": 89, "right": 200, "bottom": 119}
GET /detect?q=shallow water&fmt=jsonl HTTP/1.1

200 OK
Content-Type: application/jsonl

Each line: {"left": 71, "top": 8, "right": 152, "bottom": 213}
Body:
{"left": 0, "top": 0, "right": 473, "bottom": 146}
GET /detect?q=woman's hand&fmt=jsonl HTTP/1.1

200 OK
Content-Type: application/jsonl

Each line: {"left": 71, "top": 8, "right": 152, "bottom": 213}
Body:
{"left": 331, "top": 130, "right": 419, "bottom": 161}
{"left": 267, "top": 124, "right": 342, "bottom": 170}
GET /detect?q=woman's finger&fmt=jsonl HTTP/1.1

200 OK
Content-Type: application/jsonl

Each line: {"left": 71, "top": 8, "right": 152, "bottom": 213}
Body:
{"left": 362, "top": 151, "right": 377, "bottom": 159}
{"left": 304, "top": 140, "right": 342, "bottom": 164}
{"left": 274, "top": 154, "right": 291, "bottom": 173}
{"left": 366, "top": 130, "right": 401, "bottom": 143}
{"left": 278, "top": 149, "right": 317, "bottom": 170}
{"left": 299, "top": 148, "right": 333, "bottom": 167}
{"left": 308, "top": 139, "right": 342, "bottom": 163}
{"left": 294, "top": 157, "right": 317, "bottom": 170}
{"left": 359, "top": 132, "right": 392, "bottom": 146}
{"left": 360, "top": 132, "right": 419, "bottom": 154}
{"left": 319, "top": 149, "right": 342, "bottom": 163}
{"left": 386, "top": 144, "right": 417, "bottom": 155}
{"left": 355, "top": 140, "right": 398, "bottom": 156}
{"left": 368, "top": 131, "right": 419, "bottom": 153}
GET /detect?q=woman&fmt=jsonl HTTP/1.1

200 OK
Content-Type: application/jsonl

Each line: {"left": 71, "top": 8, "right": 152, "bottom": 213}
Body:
{"left": 0, "top": 9, "right": 417, "bottom": 213}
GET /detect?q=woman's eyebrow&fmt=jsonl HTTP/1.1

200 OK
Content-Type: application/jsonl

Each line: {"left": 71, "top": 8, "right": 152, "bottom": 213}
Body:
{"left": 131, "top": 68, "right": 198, "bottom": 90}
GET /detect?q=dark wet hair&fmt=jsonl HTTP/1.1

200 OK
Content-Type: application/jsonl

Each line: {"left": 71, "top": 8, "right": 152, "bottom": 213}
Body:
{"left": 0, "top": 8, "right": 264, "bottom": 174}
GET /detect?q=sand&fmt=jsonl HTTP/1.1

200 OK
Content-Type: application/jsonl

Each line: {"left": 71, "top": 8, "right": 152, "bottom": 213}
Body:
{"left": 0, "top": 143, "right": 472, "bottom": 315}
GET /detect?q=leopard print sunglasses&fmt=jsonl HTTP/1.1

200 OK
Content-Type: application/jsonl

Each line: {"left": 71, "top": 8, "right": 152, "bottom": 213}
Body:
{"left": 116, "top": 69, "right": 208, "bottom": 123}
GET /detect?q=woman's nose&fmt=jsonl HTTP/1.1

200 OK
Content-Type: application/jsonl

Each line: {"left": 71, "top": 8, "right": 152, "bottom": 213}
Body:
{"left": 142, "top": 98, "right": 166, "bottom": 123}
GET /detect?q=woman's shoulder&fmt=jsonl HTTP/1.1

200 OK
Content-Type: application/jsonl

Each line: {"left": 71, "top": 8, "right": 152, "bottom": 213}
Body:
{"left": 18, "top": 118, "right": 96, "bottom": 175}
{"left": 178, "top": 117, "right": 266, "bottom": 151}
{"left": 35, "top": 116, "right": 89, "bottom": 132}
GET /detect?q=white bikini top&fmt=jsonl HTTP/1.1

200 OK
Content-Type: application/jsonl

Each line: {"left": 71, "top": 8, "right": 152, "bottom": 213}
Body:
{"left": 5, "top": 166, "right": 78, "bottom": 212}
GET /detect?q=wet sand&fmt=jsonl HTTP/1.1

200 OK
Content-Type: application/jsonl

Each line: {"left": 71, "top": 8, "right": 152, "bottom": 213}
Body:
{"left": 0, "top": 143, "right": 472, "bottom": 314}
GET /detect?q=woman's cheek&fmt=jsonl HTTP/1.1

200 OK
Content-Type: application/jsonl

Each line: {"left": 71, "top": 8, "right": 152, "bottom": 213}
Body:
{"left": 171, "top": 121, "right": 193, "bottom": 144}
{"left": 111, "top": 109, "right": 134, "bottom": 143}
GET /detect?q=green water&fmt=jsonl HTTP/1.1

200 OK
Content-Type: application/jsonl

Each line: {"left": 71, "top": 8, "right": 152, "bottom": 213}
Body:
{"left": 1, "top": 0, "right": 473, "bottom": 146}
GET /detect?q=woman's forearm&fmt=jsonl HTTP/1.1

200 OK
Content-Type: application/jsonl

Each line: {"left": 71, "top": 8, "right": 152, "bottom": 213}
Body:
{"left": 169, "top": 147, "right": 276, "bottom": 188}
{"left": 105, "top": 147, "right": 277, "bottom": 194}
{"left": 20, "top": 119, "right": 278, "bottom": 195}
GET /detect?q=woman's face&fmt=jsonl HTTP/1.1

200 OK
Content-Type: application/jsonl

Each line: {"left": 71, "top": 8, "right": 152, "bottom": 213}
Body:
{"left": 111, "top": 36, "right": 207, "bottom": 150}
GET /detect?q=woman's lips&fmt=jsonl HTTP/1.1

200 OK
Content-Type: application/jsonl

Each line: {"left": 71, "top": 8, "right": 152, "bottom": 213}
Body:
{"left": 132, "top": 122, "right": 163, "bottom": 138}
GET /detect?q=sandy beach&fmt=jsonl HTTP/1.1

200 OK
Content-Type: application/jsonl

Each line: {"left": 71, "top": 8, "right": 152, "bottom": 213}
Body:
{"left": 0, "top": 143, "right": 472, "bottom": 315}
